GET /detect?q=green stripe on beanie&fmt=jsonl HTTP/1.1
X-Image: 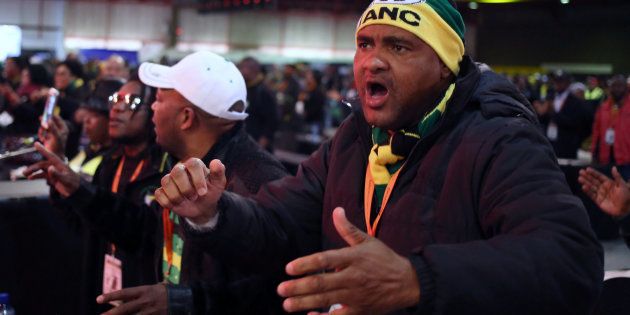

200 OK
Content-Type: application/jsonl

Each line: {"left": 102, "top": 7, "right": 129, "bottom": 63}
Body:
{"left": 426, "top": 0, "right": 466, "bottom": 42}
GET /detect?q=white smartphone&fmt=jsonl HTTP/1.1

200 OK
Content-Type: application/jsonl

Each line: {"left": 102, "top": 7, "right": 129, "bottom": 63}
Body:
{"left": 41, "top": 88, "right": 59, "bottom": 129}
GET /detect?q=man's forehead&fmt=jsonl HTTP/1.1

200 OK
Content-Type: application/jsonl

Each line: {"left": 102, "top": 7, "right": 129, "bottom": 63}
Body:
{"left": 357, "top": 24, "right": 422, "bottom": 42}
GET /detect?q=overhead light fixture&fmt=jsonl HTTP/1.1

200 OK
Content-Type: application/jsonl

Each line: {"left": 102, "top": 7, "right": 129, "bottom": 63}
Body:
{"left": 560, "top": 0, "right": 570, "bottom": 4}
{"left": 468, "top": 2, "right": 479, "bottom": 9}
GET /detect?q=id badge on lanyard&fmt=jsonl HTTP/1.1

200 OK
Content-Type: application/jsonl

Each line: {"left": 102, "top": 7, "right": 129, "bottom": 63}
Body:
{"left": 605, "top": 128, "right": 615, "bottom": 145}
{"left": 103, "top": 252, "right": 122, "bottom": 295}
{"left": 547, "top": 122, "right": 559, "bottom": 141}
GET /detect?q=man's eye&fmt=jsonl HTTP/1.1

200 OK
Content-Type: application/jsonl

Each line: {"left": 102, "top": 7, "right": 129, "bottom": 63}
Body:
{"left": 358, "top": 42, "right": 370, "bottom": 49}
{"left": 393, "top": 45, "right": 406, "bottom": 52}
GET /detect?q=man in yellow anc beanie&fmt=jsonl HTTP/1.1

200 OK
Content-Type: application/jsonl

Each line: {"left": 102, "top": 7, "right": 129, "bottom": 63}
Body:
{"left": 155, "top": 0, "right": 603, "bottom": 314}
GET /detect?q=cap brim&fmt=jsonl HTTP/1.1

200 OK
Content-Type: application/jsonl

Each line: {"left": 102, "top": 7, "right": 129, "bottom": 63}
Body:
{"left": 139, "top": 62, "right": 175, "bottom": 89}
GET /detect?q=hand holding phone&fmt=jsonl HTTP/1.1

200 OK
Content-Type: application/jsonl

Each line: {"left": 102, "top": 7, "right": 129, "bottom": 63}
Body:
{"left": 41, "top": 88, "right": 59, "bottom": 129}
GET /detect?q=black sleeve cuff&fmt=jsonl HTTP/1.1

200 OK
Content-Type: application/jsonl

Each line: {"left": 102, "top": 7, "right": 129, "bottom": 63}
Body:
{"left": 166, "top": 284, "right": 194, "bottom": 315}
{"left": 406, "top": 254, "right": 435, "bottom": 314}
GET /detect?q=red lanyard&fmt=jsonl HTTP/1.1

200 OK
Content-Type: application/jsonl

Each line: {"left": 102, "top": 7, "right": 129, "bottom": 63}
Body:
{"left": 163, "top": 208, "right": 174, "bottom": 277}
{"left": 111, "top": 155, "right": 145, "bottom": 193}
{"left": 363, "top": 163, "right": 404, "bottom": 237}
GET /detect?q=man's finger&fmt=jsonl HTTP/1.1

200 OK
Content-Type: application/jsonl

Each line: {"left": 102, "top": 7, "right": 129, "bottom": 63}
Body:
{"left": 101, "top": 299, "right": 144, "bottom": 315}
{"left": 278, "top": 269, "right": 349, "bottom": 298}
{"left": 282, "top": 289, "right": 350, "bottom": 313}
{"left": 578, "top": 172, "right": 599, "bottom": 191}
{"left": 612, "top": 167, "right": 626, "bottom": 185}
{"left": 330, "top": 307, "right": 357, "bottom": 315}
{"left": 285, "top": 248, "right": 353, "bottom": 276}
{"left": 161, "top": 174, "right": 185, "bottom": 205}
{"left": 27, "top": 171, "right": 48, "bottom": 181}
{"left": 184, "top": 158, "right": 209, "bottom": 196}
{"left": 332, "top": 207, "right": 369, "bottom": 246}
{"left": 208, "top": 159, "right": 226, "bottom": 188}
{"left": 585, "top": 167, "right": 608, "bottom": 186}
{"left": 51, "top": 115, "right": 64, "bottom": 129}
{"left": 154, "top": 188, "right": 174, "bottom": 209}
{"left": 581, "top": 184, "right": 596, "bottom": 201}
{"left": 34, "top": 142, "right": 65, "bottom": 167}
{"left": 170, "top": 164, "right": 198, "bottom": 201}
{"left": 47, "top": 117, "right": 59, "bottom": 136}
{"left": 97, "top": 287, "right": 142, "bottom": 304}
{"left": 23, "top": 161, "right": 50, "bottom": 177}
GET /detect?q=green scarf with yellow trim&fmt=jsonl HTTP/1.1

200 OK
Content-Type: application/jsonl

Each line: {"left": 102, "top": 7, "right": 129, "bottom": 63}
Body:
{"left": 368, "top": 83, "right": 455, "bottom": 213}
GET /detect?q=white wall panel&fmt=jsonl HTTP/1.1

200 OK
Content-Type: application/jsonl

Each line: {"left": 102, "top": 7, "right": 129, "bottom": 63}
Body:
{"left": 0, "top": 0, "right": 65, "bottom": 58}
{"left": 284, "top": 12, "right": 334, "bottom": 49}
{"left": 108, "top": 3, "right": 169, "bottom": 40}
{"left": 65, "top": 1, "right": 108, "bottom": 38}
{"left": 179, "top": 8, "right": 228, "bottom": 44}
{"left": 0, "top": 0, "right": 21, "bottom": 25}
{"left": 229, "top": 11, "right": 282, "bottom": 48}
{"left": 334, "top": 16, "right": 358, "bottom": 51}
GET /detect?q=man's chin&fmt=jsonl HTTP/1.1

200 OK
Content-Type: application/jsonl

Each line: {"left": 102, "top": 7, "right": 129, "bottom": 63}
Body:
{"left": 364, "top": 115, "right": 396, "bottom": 130}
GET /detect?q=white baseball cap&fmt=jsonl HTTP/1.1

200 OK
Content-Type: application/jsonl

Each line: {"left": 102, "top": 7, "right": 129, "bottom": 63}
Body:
{"left": 139, "top": 51, "right": 248, "bottom": 121}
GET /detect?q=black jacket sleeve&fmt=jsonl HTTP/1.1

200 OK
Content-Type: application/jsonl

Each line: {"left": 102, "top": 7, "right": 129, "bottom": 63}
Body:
{"left": 413, "top": 117, "right": 603, "bottom": 314}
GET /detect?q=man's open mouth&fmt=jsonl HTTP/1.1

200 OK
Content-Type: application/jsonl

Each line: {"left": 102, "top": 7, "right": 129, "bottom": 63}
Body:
{"left": 368, "top": 82, "right": 389, "bottom": 97}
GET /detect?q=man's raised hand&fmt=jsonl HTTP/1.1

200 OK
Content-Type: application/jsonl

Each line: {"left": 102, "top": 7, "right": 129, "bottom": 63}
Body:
{"left": 154, "top": 158, "right": 226, "bottom": 225}
{"left": 23, "top": 142, "right": 80, "bottom": 197}
{"left": 277, "top": 207, "right": 421, "bottom": 315}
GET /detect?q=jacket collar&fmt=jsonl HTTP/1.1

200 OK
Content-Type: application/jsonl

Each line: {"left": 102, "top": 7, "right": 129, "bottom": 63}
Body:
{"left": 165, "top": 122, "right": 247, "bottom": 168}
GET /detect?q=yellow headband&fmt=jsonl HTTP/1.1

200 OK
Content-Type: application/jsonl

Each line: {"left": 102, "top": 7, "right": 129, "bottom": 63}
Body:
{"left": 357, "top": 1, "right": 465, "bottom": 74}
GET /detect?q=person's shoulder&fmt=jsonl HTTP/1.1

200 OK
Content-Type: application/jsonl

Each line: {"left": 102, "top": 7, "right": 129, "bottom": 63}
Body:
{"left": 230, "top": 133, "right": 287, "bottom": 176}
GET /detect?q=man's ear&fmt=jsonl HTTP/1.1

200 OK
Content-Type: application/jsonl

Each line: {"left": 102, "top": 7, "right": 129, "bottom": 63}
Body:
{"left": 180, "top": 107, "right": 195, "bottom": 130}
{"left": 439, "top": 61, "right": 452, "bottom": 80}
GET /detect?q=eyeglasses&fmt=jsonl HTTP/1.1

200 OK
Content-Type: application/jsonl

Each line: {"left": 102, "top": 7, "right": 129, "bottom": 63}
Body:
{"left": 108, "top": 92, "right": 144, "bottom": 111}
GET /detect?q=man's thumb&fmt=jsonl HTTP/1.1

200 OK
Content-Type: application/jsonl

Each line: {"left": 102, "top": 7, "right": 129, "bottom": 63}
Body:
{"left": 612, "top": 167, "right": 626, "bottom": 185}
{"left": 332, "top": 207, "right": 368, "bottom": 246}
{"left": 208, "top": 159, "right": 227, "bottom": 188}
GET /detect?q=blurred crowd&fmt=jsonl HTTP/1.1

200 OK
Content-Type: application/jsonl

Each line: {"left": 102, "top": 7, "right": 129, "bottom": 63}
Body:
{"left": 1, "top": 53, "right": 629, "bottom": 179}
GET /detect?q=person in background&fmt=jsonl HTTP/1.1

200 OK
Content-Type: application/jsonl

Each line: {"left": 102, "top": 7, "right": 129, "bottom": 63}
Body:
{"left": 52, "top": 59, "right": 91, "bottom": 158}
{"left": 1, "top": 64, "right": 51, "bottom": 134}
{"left": 41, "top": 78, "right": 125, "bottom": 182}
{"left": 591, "top": 75, "right": 630, "bottom": 180}
{"left": 155, "top": 1, "right": 603, "bottom": 313}
{"left": 24, "top": 76, "right": 162, "bottom": 315}
{"left": 299, "top": 69, "right": 326, "bottom": 129}
{"left": 2, "top": 56, "right": 28, "bottom": 90}
{"left": 538, "top": 70, "right": 593, "bottom": 159}
{"left": 277, "top": 64, "right": 301, "bottom": 123}
{"left": 101, "top": 55, "right": 129, "bottom": 81}
{"left": 238, "top": 56, "right": 279, "bottom": 152}
{"left": 585, "top": 76, "right": 605, "bottom": 106}
{"left": 570, "top": 82, "right": 587, "bottom": 101}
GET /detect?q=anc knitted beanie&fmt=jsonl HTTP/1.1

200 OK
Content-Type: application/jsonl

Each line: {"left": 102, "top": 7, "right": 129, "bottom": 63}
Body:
{"left": 356, "top": 0, "right": 466, "bottom": 74}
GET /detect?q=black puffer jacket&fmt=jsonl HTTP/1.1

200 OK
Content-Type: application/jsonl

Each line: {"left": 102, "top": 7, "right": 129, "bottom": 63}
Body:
{"left": 186, "top": 57, "right": 603, "bottom": 314}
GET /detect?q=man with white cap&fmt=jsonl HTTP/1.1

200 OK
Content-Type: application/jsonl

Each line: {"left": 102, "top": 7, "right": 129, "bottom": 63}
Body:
{"left": 87, "top": 51, "right": 287, "bottom": 314}
{"left": 155, "top": 1, "right": 602, "bottom": 314}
